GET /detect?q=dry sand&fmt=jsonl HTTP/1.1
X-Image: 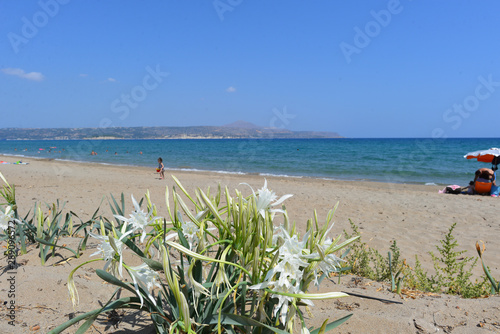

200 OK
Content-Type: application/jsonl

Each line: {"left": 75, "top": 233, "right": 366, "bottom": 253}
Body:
{"left": 0, "top": 155, "right": 499, "bottom": 333}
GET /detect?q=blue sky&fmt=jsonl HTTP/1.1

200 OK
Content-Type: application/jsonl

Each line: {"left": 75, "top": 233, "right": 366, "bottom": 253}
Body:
{"left": 1, "top": 0, "right": 500, "bottom": 138}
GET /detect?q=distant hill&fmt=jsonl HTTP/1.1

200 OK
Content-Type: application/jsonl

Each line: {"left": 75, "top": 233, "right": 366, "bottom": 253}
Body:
{"left": 223, "top": 121, "right": 261, "bottom": 129}
{"left": 0, "top": 123, "right": 343, "bottom": 140}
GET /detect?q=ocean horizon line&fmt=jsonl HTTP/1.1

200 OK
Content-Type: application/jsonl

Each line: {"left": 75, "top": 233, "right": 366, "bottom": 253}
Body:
{"left": 1, "top": 136, "right": 499, "bottom": 141}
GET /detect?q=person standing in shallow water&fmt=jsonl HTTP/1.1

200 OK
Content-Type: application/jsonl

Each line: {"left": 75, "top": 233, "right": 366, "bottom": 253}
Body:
{"left": 158, "top": 157, "right": 165, "bottom": 180}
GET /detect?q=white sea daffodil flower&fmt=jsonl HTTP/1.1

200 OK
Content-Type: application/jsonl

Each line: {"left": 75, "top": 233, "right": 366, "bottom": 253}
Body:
{"left": 279, "top": 227, "right": 310, "bottom": 257}
{"left": 273, "top": 230, "right": 311, "bottom": 287}
{"left": 114, "top": 195, "right": 161, "bottom": 243}
{"left": 241, "top": 179, "right": 293, "bottom": 218}
{"left": 188, "top": 260, "right": 210, "bottom": 314}
{"left": 251, "top": 278, "right": 312, "bottom": 325}
{"left": 274, "top": 284, "right": 313, "bottom": 324}
{"left": 175, "top": 209, "right": 211, "bottom": 251}
{"left": 309, "top": 237, "right": 346, "bottom": 286}
{"left": 316, "top": 238, "right": 345, "bottom": 272}
{"left": 314, "top": 254, "right": 346, "bottom": 286}
{"left": 89, "top": 232, "right": 125, "bottom": 278}
{"left": 260, "top": 227, "right": 312, "bottom": 286}
{"left": 250, "top": 227, "right": 313, "bottom": 324}
{"left": 127, "top": 263, "right": 162, "bottom": 307}
{"left": 181, "top": 221, "right": 200, "bottom": 250}
{"left": 0, "top": 206, "right": 18, "bottom": 232}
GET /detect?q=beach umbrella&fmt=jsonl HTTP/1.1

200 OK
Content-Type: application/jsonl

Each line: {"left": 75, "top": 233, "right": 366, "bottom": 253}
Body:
{"left": 464, "top": 147, "right": 500, "bottom": 170}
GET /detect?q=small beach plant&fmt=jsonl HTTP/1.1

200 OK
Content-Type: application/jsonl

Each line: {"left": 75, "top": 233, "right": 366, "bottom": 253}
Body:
{"left": 342, "top": 221, "right": 404, "bottom": 283}
{"left": 0, "top": 172, "right": 89, "bottom": 263}
{"left": 52, "top": 176, "right": 358, "bottom": 334}
{"left": 343, "top": 221, "right": 491, "bottom": 298}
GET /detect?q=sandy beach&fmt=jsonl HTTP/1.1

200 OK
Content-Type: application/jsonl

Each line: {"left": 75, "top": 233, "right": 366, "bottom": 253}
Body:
{"left": 0, "top": 155, "right": 499, "bottom": 333}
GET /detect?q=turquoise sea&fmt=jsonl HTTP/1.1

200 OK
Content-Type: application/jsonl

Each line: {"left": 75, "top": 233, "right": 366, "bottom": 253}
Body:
{"left": 0, "top": 138, "right": 498, "bottom": 186}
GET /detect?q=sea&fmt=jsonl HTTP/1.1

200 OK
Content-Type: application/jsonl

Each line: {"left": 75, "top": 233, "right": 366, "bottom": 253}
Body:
{"left": 0, "top": 138, "right": 498, "bottom": 186}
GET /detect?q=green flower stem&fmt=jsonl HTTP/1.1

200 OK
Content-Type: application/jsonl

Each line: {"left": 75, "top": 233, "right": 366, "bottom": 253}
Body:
{"left": 175, "top": 193, "right": 199, "bottom": 225}
{"left": 217, "top": 281, "right": 248, "bottom": 334}
{"left": 165, "top": 187, "right": 174, "bottom": 223}
{"left": 265, "top": 288, "right": 348, "bottom": 300}
{"left": 145, "top": 230, "right": 170, "bottom": 254}
{"left": 199, "top": 191, "right": 229, "bottom": 231}
{"left": 171, "top": 175, "right": 202, "bottom": 210}
{"left": 200, "top": 239, "right": 232, "bottom": 256}
{"left": 477, "top": 246, "right": 500, "bottom": 294}
{"left": 165, "top": 241, "right": 252, "bottom": 277}
{"left": 67, "top": 258, "right": 103, "bottom": 307}
{"left": 327, "top": 236, "right": 360, "bottom": 253}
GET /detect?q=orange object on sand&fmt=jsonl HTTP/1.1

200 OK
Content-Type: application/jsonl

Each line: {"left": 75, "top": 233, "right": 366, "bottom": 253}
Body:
{"left": 475, "top": 181, "right": 492, "bottom": 194}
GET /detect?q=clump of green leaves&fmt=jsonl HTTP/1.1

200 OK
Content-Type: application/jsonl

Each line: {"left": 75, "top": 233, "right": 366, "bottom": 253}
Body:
{"left": 0, "top": 171, "right": 95, "bottom": 263}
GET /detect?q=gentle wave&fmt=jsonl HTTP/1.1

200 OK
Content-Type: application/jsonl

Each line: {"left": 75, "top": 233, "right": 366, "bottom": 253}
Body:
{"left": 1, "top": 138, "right": 498, "bottom": 185}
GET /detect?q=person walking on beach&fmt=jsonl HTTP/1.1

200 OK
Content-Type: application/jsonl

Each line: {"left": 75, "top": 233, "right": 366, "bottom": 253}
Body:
{"left": 158, "top": 157, "right": 165, "bottom": 180}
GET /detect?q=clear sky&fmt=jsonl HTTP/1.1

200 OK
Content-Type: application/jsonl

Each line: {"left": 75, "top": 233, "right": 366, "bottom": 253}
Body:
{"left": 1, "top": 1, "right": 500, "bottom": 138}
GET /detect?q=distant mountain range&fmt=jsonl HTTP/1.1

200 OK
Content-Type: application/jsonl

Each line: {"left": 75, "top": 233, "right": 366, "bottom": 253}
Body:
{"left": 0, "top": 122, "right": 342, "bottom": 140}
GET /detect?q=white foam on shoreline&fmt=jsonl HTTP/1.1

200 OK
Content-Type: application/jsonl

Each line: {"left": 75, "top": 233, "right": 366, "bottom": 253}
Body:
{"left": 170, "top": 167, "right": 247, "bottom": 175}
{"left": 259, "top": 173, "right": 303, "bottom": 179}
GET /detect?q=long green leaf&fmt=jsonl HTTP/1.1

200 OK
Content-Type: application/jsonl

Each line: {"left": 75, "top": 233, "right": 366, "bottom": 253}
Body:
{"left": 175, "top": 193, "right": 199, "bottom": 225}
{"left": 75, "top": 313, "right": 100, "bottom": 334}
{"left": 171, "top": 175, "right": 201, "bottom": 210}
{"left": 91, "top": 198, "right": 104, "bottom": 219}
{"left": 327, "top": 236, "right": 360, "bottom": 254}
{"left": 47, "top": 296, "right": 141, "bottom": 334}
{"left": 199, "top": 191, "right": 226, "bottom": 227}
{"left": 96, "top": 269, "right": 137, "bottom": 295}
{"left": 121, "top": 235, "right": 145, "bottom": 257}
{"left": 47, "top": 309, "right": 101, "bottom": 334}
{"left": 35, "top": 237, "right": 79, "bottom": 258}
{"left": 479, "top": 256, "right": 499, "bottom": 293}
{"left": 77, "top": 232, "right": 89, "bottom": 253}
{"left": 310, "top": 314, "right": 353, "bottom": 334}
{"left": 141, "top": 257, "right": 164, "bottom": 271}
{"left": 208, "top": 313, "right": 289, "bottom": 334}
{"left": 166, "top": 241, "right": 250, "bottom": 277}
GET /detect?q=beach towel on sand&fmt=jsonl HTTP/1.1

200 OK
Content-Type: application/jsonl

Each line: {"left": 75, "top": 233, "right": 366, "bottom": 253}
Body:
{"left": 439, "top": 185, "right": 463, "bottom": 194}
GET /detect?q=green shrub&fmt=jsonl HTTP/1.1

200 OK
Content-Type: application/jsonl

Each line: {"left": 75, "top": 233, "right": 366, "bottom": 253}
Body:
{"left": 344, "top": 220, "right": 491, "bottom": 298}
{"left": 343, "top": 221, "right": 403, "bottom": 283}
